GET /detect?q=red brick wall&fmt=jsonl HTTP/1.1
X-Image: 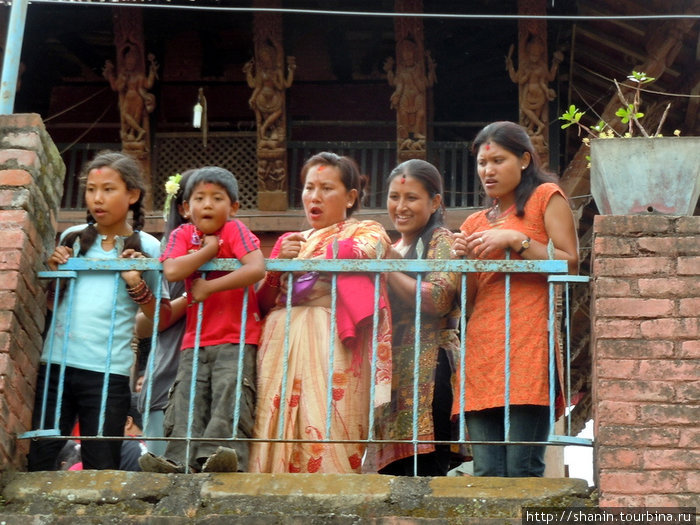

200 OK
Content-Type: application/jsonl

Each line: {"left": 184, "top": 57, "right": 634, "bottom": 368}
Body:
{"left": 591, "top": 215, "right": 700, "bottom": 507}
{"left": 0, "top": 114, "right": 65, "bottom": 472}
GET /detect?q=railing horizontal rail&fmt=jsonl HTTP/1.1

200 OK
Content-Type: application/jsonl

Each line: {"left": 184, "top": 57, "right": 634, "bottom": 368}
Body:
{"left": 38, "top": 258, "right": 569, "bottom": 275}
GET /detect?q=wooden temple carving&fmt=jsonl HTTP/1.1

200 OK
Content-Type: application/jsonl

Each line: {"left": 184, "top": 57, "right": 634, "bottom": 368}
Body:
{"left": 508, "top": 0, "right": 562, "bottom": 168}
{"left": 386, "top": 0, "right": 435, "bottom": 162}
{"left": 104, "top": 7, "right": 158, "bottom": 209}
{"left": 245, "top": 3, "right": 295, "bottom": 211}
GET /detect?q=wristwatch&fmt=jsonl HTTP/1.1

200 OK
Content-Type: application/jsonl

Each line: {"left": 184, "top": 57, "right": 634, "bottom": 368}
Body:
{"left": 517, "top": 236, "right": 531, "bottom": 255}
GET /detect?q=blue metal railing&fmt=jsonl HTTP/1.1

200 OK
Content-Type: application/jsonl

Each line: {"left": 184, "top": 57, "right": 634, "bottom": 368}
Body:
{"left": 22, "top": 255, "right": 592, "bottom": 471}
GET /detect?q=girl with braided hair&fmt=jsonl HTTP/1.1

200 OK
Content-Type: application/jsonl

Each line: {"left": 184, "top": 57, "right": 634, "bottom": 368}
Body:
{"left": 28, "top": 151, "right": 171, "bottom": 471}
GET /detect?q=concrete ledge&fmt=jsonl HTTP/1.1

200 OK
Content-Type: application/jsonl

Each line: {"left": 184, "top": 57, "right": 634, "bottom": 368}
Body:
{"left": 1, "top": 471, "right": 593, "bottom": 523}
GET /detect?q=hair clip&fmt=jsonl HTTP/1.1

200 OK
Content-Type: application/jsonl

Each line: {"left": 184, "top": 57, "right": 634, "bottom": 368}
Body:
{"left": 163, "top": 173, "right": 182, "bottom": 220}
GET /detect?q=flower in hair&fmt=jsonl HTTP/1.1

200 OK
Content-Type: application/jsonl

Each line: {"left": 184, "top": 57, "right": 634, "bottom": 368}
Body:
{"left": 163, "top": 173, "right": 182, "bottom": 220}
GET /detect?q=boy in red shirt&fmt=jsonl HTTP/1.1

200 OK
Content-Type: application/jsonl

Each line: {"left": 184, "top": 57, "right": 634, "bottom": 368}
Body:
{"left": 140, "top": 166, "right": 265, "bottom": 473}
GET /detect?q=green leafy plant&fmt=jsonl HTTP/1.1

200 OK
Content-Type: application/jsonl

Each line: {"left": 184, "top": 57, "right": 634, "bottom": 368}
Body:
{"left": 559, "top": 71, "right": 678, "bottom": 140}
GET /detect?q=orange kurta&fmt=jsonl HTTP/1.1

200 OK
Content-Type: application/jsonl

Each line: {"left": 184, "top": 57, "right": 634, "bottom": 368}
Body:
{"left": 452, "top": 183, "right": 566, "bottom": 416}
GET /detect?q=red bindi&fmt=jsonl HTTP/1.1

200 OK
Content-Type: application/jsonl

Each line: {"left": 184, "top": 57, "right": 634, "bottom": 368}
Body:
{"left": 317, "top": 165, "right": 326, "bottom": 172}
{"left": 400, "top": 174, "right": 406, "bottom": 184}
{"left": 484, "top": 144, "right": 490, "bottom": 150}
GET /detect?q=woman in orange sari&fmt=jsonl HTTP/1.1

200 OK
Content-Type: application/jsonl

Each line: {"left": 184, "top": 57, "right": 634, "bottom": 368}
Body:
{"left": 453, "top": 121, "right": 578, "bottom": 477}
{"left": 251, "top": 152, "right": 392, "bottom": 473}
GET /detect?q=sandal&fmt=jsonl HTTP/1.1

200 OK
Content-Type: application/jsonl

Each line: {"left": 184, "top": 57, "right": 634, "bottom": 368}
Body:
{"left": 138, "top": 452, "right": 185, "bottom": 474}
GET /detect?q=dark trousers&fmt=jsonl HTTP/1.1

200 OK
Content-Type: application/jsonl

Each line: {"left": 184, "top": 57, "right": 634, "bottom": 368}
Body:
{"left": 465, "top": 404, "right": 550, "bottom": 477}
{"left": 27, "top": 364, "right": 131, "bottom": 471}
{"left": 379, "top": 348, "right": 453, "bottom": 477}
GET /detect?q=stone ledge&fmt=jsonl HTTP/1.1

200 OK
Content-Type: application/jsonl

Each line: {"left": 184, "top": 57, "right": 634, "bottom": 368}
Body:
{"left": 1, "top": 471, "right": 593, "bottom": 523}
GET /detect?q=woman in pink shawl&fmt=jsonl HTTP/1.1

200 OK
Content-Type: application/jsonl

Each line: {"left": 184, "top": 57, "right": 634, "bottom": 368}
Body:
{"left": 251, "top": 152, "right": 392, "bottom": 473}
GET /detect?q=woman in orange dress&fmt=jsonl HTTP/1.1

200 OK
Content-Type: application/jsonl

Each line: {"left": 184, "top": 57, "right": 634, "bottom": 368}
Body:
{"left": 251, "top": 152, "right": 392, "bottom": 474}
{"left": 452, "top": 121, "right": 578, "bottom": 477}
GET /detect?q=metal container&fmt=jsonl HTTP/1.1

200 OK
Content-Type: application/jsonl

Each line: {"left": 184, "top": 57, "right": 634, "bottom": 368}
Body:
{"left": 590, "top": 137, "right": 700, "bottom": 215}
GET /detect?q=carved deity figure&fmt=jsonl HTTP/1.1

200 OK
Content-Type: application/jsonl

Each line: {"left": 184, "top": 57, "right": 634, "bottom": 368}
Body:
{"left": 103, "top": 46, "right": 158, "bottom": 144}
{"left": 384, "top": 38, "right": 436, "bottom": 151}
{"left": 243, "top": 40, "right": 296, "bottom": 149}
{"left": 506, "top": 35, "right": 563, "bottom": 136}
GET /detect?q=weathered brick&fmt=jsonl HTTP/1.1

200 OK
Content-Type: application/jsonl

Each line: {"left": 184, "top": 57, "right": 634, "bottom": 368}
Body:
{"left": 593, "top": 236, "right": 634, "bottom": 255}
{"left": 0, "top": 250, "right": 22, "bottom": 272}
{"left": 674, "top": 381, "right": 700, "bottom": 403}
{"left": 643, "top": 449, "right": 700, "bottom": 470}
{"left": 676, "top": 216, "right": 700, "bottom": 235}
{"left": 596, "top": 297, "right": 674, "bottom": 318}
{"left": 678, "top": 428, "right": 700, "bottom": 448}
{"left": 679, "top": 340, "right": 700, "bottom": 358}
{"left": 593, "top": 277, "right": 633, "bottom": 297}
{"left": 640, "top": 404, "right": 698, "bottom": 426}
{"left": 597, "top": 379, "right": 675, "bottom": 402}
{"left": 597, "top": 494, "right": 646, "bottom": 506}
{"left": 0, "top": 149, "right": 40, "bottom": 172}
{"left": 594, "top": 215, "right": 674, "bottom": 235}
{"left": 678, "top": 256, "right": 700, "bottom": 275}
{"left": 596, "top": 426, "right": 680, "bottom": 447}
{"left": 0, "top": 271, "right": 20, "bottom": 291}
{"left": 595, "top": 400, "right": 639, "bottom": 425}
{"left": 593, "top": 257, "right": 675, "bottom": 277}
{"left": 599, "top": 470, "right": 685, "bottom": 494}
{"left": 637, "top": 359, "right": 699, "bottom": 382}
{"left": 595, "top": 359, "right": 639, "bottom": 379}
{"left": 635, "top": 236, "right": 684, "bottom": 255}
{"left": 597, "top": 447, "right": 643, "bottom": 469}
{"left": 679, "top": 297, "right": 700, "bottom": 317}
{"left": 0, "top": 131, "right": 42, "bottom": 151}
{"left": 0, "top": 169, "right": 32, "bottom": 187}
{"left": 594, "top": 339, "right": 674, "bottom": 359}
{"left": 637, "top": 277, "right": 699, "bottom": 298}
{"left": 0, "top": 229, "right": 28, "bottom": 251}
{"left": 642, "top": 494, "right": 700, "bottom": 507}
{"left": 593, "top": 319, "right": 641, "bottom": 339}
{"left": 640, "top": 318, "right": 700, "bottom": 340}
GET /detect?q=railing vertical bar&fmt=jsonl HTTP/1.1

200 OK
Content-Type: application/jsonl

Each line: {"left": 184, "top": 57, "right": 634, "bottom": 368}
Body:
{"left": 324, "top": 245, "right": 339, "bottom": 440}
{"left": 186, "top": 274, "right": 206, "bottom": 473}
{"left": 232, "top": 286, "right": 249, "bottom": 438}
{"left": 39, "top": 278, "right": 62, "bottom": 430}
{"left": 503, "top": 250, "right": 511, "bottom": 442}
{"left": 411, "top": 241, "right": 424, "bottom": 476}
{"left": 458, "top": 271, "right": 467, "bottom": 441}
{"left": 367, "top": 242, "right": 384, "bottom": 440}
{"left": 276, "top": 273, "right": 294, "bottom": 439}
{"left": 565, "top": 283, "right": 572, "bottom": 436}
{"left": 549, "top": 280, "right": 557, "bottom": 434}
{"left": 52, "top": 278, "right": 76, "bottom": 433}
{"left": 97, "top": 273, "right": 120, "bottom": 437}
{"left": 141, "top": 272, "right": 164, "bottom": 435}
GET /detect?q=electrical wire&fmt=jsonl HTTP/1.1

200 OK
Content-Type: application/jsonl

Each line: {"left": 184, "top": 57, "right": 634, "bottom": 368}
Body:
{"left": 13, "top": 1, "right": 700, "bottom": 21}
{"left": 59, "top": 100, "right": 114, "bottom": 154}
{"left": 44, "top": 86, "right": 109, "bottom": 122}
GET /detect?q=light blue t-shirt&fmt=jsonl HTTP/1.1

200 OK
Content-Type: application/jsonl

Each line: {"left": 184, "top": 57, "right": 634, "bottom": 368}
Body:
{"left": 41, "top": 226, "right": 168, "bottom": 377}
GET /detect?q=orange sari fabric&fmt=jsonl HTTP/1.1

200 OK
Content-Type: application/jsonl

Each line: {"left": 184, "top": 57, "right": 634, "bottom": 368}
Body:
{"left": 452, "top": 183, "right": 566, "bottom": 417}
{"left": 250, "top": 219, "right": 392, "bottom": 473}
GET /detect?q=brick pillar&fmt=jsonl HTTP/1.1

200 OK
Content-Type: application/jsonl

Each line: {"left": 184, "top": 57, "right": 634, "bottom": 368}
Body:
{"left": 591, "top": 215, "right": 699, "bottom": 507}
{"left": 0, "top": 114, "right": 65, "bottom": 472}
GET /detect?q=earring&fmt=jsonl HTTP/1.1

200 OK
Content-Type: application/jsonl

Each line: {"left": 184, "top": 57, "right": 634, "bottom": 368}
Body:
{"left": 521, "top": 166, "right": 526, "bottom": 170}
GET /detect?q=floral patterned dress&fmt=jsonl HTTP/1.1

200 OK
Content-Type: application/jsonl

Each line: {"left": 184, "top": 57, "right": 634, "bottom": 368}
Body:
{"left": 375, "top": 227, "right": 461, "bottom": 470}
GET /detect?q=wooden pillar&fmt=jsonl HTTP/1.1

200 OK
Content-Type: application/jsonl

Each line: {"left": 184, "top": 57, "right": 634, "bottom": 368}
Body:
{"left": 105, "top": 7, "right": 158, "bottom": 210}
{"left": 508, "top": 0, "right": 562, "bottom": 168}
{"left": 387, "top": 0, "right": 435, "bottom": 163}
{"left": 246, "top": 0, "right": 295, "bottom": 211}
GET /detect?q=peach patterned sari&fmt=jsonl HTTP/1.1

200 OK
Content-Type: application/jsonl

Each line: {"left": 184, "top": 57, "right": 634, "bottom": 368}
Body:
{"left": 250, "top": 219, "right": 392, "bottom": 473}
